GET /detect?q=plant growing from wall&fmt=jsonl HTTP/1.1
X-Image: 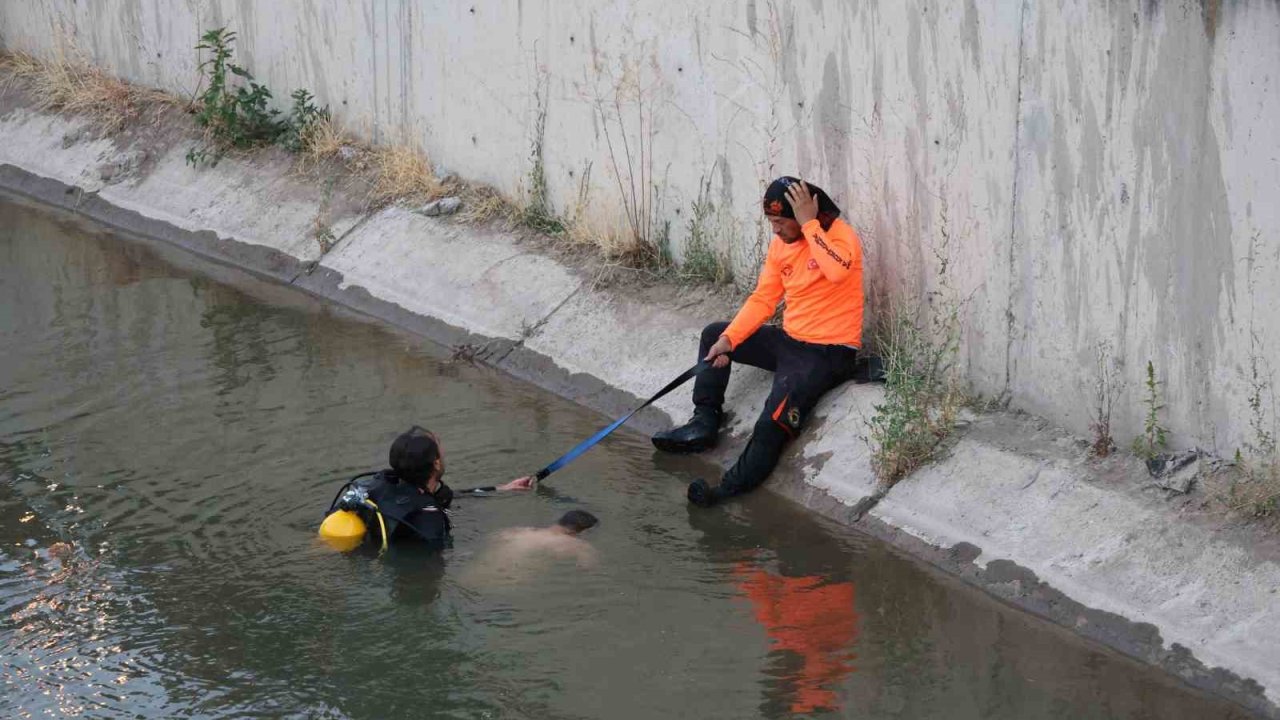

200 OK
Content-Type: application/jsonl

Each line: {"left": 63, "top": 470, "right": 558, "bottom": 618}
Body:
{"left": 191, "top": 29, "right": 281, "bottom": 153}
{"left": 869, "top": 300, "right": 964, "bottom": 485}
{"left": 1228, "top": 335, "right": 1280, "bottom": 519}
{"left": 680, "top": 174, "right": 734, "bottom": 285}
{"left": 517, "top": 82, "right": 565, "bottom": 235}
{"left": 1130, "top": 360, "right": 1168, "bottom": 460}
{"left": 187, "top": 28, "right": 328, "bottom": 165}
{"left": 869, "top": 209, "right": 966, "bottom": 486}
{"left": 1245, "top": 340, "right": 1277, "bottom": 460}
{"left": 595, "top": 59, "right": 665, "bottom": 269}
{"left": 279, "top": 89, "right": 331, "bottom": 153}
{"left": 1089, "top": 342, "right": 1120, "bottom": 458}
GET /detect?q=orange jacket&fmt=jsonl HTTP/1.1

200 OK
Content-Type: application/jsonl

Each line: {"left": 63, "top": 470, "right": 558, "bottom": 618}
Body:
{"left": 722, "top": 218, "right": 864, "bottom": 349}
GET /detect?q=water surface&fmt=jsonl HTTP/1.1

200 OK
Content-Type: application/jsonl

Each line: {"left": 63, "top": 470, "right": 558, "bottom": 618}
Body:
{"left": 0, "top": 196, "right": 1255, "bottom": 719}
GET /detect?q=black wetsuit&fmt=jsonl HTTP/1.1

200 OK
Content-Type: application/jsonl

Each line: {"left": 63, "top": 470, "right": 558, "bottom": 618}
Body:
{"left": 695, "top": 321, "right": 857, "bottom": 498}
{"left": 346, "top": 471, "right": 500, "bottom": 546}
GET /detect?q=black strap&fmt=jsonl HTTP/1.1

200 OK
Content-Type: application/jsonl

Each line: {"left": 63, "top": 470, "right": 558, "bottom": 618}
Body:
{"left": 325, "top": 471, "right": 447, "bottom": 546}
{"left": 325, "top": 470, "right": 381, "bottom": 514}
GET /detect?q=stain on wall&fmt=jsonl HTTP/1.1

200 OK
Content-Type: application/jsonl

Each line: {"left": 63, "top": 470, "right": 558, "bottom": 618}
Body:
{"left": 0, "top": 0, "right": 1276, "bottom": 455}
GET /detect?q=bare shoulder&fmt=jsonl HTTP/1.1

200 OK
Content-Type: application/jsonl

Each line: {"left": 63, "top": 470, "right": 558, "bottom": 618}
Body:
{"left": 495, "top": 527, "right": 535, "bottom": 541}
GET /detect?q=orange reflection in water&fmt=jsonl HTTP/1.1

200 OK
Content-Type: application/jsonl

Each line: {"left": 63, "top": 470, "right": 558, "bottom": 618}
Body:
{"left": 734, "top": 563, "right": 859, "bottom": 714}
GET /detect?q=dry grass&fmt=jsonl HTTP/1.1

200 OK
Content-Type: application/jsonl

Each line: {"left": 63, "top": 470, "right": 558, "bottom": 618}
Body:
{"left": 1, "top": 50, "right": 716, "bottom": 287}
{"left": 297, "top": 116, "right": 352, "bottom": 164}
{"left": 559, "top": 188, "right": 668, "bottom": 272}
{"left": 367, "top": 143, "right": 443, "bottom": 207}
{"left": 457, "top": 184, "right": 514, "bottom": 225}
{"left": 564, "top": 199, "right": 632, "bottom": 255}
{"left": 1224, "top": 458, "right": 1280, "bottom": 523}
{"left": 0, "top": 48, "right": 173, "bottom": 134}
{"left": 289, "top": 124, "right": 447, "bottom": 210}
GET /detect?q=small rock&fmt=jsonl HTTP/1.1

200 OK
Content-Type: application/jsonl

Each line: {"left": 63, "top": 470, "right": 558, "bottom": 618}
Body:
{"left": 97, "top": 162, "right": 120, "bottom": 183}
{"left": 415, "top": 196, "right": 462, "bottom": 217}
{"left": 337, "top": 145, "right": 359, "bottom": 162}
{"left": 96, "top": 151, "right": 145, "bottom": 185}
{"left": 1146, "top": 449, "right": 1202, "bottom": 494}
{"left": 61, "top": 128, "right": 87, "bottom": 148}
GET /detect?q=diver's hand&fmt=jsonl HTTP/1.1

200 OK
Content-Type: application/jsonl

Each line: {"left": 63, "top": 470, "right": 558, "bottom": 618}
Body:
{"left": 704, "top": 335, "right": 733, "bottom": 369}
{"left": 785, "top": 179, "right": 819, "bottom": 226}
{"left": 500, "top": 476, "right": 536, "bottom": 492}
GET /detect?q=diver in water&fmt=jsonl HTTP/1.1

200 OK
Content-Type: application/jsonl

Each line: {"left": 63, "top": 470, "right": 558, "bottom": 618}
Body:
{"left": 320, "top": 426, "right": 535, "bottom": 551}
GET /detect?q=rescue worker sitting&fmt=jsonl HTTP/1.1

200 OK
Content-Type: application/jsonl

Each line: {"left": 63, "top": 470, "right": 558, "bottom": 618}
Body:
{"left": 652, "top": 177, "right": 864, "bottom": 507}
{"left": 320, "top": 426, "right": 534, "bottom": 550}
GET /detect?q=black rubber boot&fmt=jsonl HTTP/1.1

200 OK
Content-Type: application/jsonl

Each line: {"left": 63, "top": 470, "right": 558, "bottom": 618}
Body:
{"left": 687, "top": 478, "right": 721, "bottom": 508}
{"left": 652, "top": 406, "right": 722, "bottom": 454}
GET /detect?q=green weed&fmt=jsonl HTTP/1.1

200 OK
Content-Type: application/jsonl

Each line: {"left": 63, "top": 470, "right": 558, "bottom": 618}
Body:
{"left": 1226, "top": 338, "right": 1280, "bottom": 520}
{"left": 516, "top": 83, "right": 565, "bottom": 234}
{"left": 869, "top": 299, "right": 964, "bottom": 486}
{"left": 869, "top": 205, "right": 967, "bottom": 486}
{"left": 188, "top": 28, "right": 328, "bottom": 166}
{"left": 1130, "top": 360, "right": 1168, "bottom": 461}
{"left": 279, "top": 89, "right": 331, "bottom": 153}
{"left": 679, "top": 176, "right": 734, "bottom": 285}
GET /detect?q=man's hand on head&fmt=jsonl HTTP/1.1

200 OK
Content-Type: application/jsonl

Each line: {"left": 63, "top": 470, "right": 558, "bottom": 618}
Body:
{"left": 704, "top": 335, "right": 734, "bottom": 369}
{"left": 784, "top": 180, "right": 819, "bottom": 226}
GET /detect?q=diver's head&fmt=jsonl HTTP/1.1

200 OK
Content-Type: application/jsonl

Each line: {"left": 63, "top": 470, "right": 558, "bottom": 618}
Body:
{"left": 556, "top": 510, "right": 599, "bottom": 535}
{"left": 389, "top": 425, "right": 445, "bottom": 490}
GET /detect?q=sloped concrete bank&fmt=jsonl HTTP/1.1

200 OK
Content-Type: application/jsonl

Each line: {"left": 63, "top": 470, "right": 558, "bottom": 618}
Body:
{"left": 2, "top": 105, "right": 1278, "bottom": 718}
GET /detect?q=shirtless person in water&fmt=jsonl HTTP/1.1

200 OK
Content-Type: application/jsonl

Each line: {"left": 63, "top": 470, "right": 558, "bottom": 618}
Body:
{"left": 465, "top": 510, "right": 600, "bottom": 584}
{"left": 492, "top": 510, "right": 599, "bottom": 567}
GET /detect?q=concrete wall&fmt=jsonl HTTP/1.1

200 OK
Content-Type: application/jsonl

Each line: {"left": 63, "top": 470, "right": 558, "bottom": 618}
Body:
{"left": 2, "top": 0, "right": 1278, "bottom": 456}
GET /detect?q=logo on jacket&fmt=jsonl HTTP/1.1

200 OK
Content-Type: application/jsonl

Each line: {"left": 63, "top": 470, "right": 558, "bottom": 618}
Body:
{"left": 807, "top": 258, "right": 819, "bottom": 271}
{"left": 781, "top": 264, "right": 794, "bottom": 277}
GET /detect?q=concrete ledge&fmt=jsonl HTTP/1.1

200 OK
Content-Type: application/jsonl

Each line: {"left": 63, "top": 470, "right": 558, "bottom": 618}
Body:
{"left": 0, "top": 103, "right": 1275, "bottom": 717}
{"left": 868, "top": 414, "right": 1280, "bottom": 719}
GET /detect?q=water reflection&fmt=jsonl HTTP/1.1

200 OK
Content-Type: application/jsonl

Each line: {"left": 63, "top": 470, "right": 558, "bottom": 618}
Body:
{"left": 734, "top": 563, "right": 858, "bottom": 715}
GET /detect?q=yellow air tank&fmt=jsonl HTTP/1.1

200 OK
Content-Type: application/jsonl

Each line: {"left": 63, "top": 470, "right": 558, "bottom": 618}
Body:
{"left": 319, "top": 510, "right": 367, "bottom": 552}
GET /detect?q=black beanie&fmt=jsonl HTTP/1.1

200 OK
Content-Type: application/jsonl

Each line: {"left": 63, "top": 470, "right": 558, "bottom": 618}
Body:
{"left": 762, "top": 176, "right": 842, "bottom": 230}
{"left": 389, "top": 426, "right": 439, "bottom": 488}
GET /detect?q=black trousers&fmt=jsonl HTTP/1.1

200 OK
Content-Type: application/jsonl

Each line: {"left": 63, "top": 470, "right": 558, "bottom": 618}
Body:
{"left": 694, "top": 321, "right": 857, "bottom": 497}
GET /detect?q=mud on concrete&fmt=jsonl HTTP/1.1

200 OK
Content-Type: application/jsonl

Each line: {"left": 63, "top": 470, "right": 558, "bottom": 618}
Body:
{"left": 1, "top": 95, "right": 1278, "bottom": 718}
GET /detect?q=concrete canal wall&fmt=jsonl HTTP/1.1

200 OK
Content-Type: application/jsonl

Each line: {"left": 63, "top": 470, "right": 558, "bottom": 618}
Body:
{"left": 2, "top": 0, "right": 1279, "bottom": 458}
{"left": 3, "top": 1, "right": 1280, "bottom": 715}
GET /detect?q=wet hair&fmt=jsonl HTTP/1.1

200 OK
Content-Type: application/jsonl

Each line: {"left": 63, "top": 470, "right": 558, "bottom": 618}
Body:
{"left": 557, "top": 510, "right": 599, "bottom": 534}
{"left": 388, "top": 425, "right": 440, "bottom": 489}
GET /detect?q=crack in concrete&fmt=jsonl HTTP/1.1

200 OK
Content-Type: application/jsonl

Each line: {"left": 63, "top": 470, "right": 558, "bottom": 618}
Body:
{"left": 491, "top": 280, "right": 586, "bottom": 365}
{"left": 480, "top": 249, "right": 536, "bottom": 278}
{"left": 285, "top": 208, "right": 381, "bottom": 285}
{"left": 322, "top": 208, "right": 378, "bottom": 257}
{"left": 1021, "top": 464, "right": 1044, "bottom": 490}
